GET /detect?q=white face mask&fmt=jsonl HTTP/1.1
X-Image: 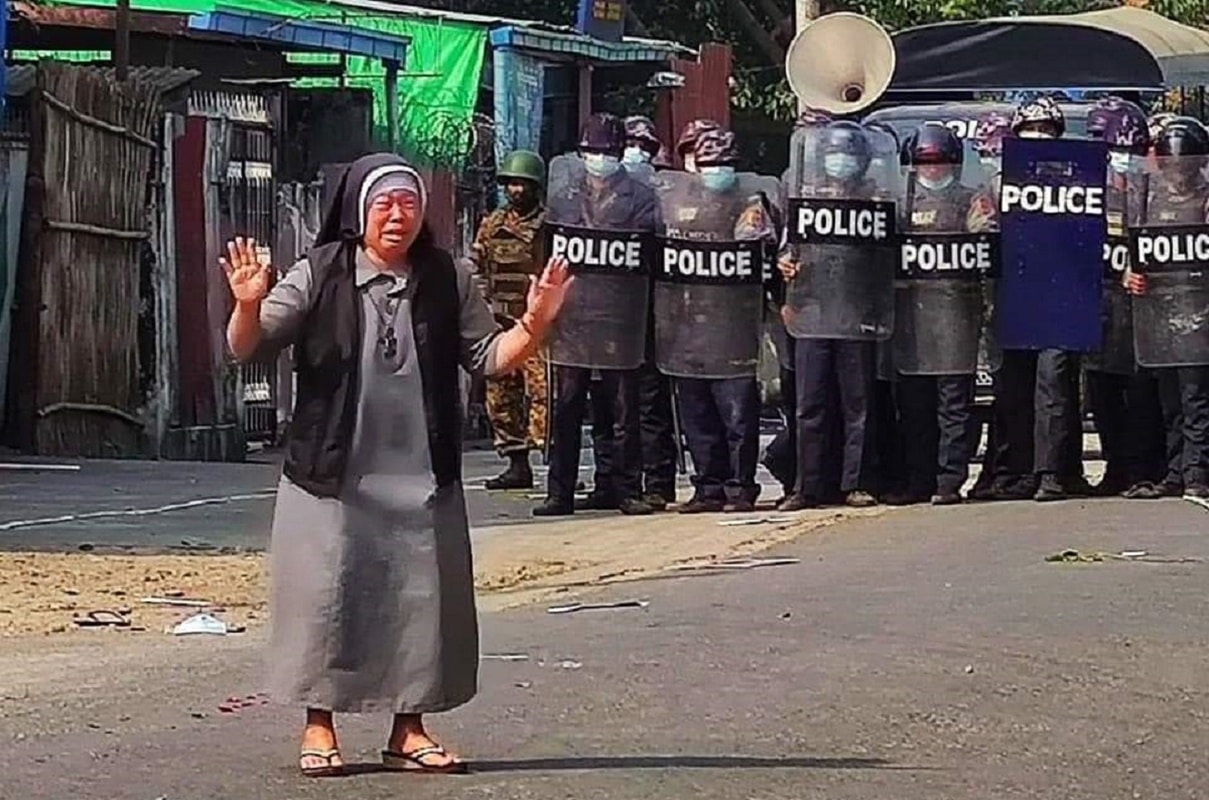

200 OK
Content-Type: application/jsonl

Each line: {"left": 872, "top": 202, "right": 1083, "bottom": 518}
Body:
{"left": 1109, "top": 152, "right": 1132, "bottom": 175}
{"left": 583, "top": 152, "right": 621, "bottom": 179}
{"left": 918, "top": 174, "right": 955, "bottom": 191}
{"left": 1018, "top": 130, "right": 1054, "bottom": 140}
{"left": 623, "top": 146, "right": 650, "bottom": 166}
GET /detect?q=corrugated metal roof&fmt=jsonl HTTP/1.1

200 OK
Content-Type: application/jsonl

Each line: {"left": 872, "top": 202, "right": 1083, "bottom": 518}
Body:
{"left": 317, "top": 0, "right": 696, "bottom": 57}
{"left": 5, "top": 64, "right": 201, "bottom": 97}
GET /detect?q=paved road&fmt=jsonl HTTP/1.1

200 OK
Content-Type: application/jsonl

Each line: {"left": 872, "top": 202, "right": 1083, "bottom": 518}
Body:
{"left": 1, "top": 496, "right": 1206, "bottom": 798}
{"left": 0, "top": 441, "right": 790, "bottom": 552}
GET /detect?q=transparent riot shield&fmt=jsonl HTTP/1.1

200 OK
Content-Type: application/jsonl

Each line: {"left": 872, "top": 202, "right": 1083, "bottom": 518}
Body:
{"left": 783, "top": 124, "right": 900, "bottom": 340}
{"left": 893, "top": 167, "right": 998, "bottom": 375}
{"left": 652, "top": 171, "right": 769, "bottom": 378}
{"left": 1128, "top": 155, "right": 1209, "bottom": 368}
{"left": 544, "top": 153, "right": 654, "bottom": 370}
{"left": 1087, "top": 163, "right": 1143, "bottom": 374}
{"left": 967, "top": 164, "right": 1003, "bottom": 377}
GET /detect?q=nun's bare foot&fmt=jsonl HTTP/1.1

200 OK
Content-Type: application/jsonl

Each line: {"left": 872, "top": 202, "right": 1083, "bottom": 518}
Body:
{"left": 384, "top": 714, "right": 465, "bottom": 772}
{"left": 300, "top": 709, "right": 344, "bottom": 777}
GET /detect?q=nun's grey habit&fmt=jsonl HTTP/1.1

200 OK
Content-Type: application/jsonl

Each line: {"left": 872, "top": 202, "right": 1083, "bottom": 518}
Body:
{"left": 256, "top": 154, "right": 502, "bottom": 714}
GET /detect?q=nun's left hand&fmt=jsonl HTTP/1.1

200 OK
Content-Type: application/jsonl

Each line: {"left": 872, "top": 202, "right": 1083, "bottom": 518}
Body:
{"left": 524, "top": 256, "right": 574, "bottom": 332}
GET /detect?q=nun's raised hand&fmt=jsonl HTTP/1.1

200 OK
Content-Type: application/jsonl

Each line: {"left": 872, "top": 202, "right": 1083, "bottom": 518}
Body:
{"left": 220, "top": 237, "right": 272, "bottom": 305}
{"left": 524, "top": 256, "right": 574, "bottom": 330}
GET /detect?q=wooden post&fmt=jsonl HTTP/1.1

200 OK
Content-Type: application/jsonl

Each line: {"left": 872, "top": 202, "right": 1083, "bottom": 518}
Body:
{"left": 384, "top": 58, "right": 400, "bottom": 152}
{"left": 115, "top": 0, "right": 131, "bottom": 81}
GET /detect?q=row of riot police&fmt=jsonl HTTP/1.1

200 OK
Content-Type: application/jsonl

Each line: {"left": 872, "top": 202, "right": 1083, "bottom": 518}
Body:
{"left": 472, "top": 98, "right": 1209, "bottom": 515}
{"left": 473, "top": 113, "right": 779, "bottom": 515}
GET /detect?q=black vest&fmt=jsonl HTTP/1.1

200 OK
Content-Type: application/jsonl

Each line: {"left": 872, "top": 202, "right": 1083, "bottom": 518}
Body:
{"left": 282, "top": 241, "right": 463, "bottom": 497}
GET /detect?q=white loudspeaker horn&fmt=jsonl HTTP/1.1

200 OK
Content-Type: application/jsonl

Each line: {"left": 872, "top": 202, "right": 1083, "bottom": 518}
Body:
{"left": 785, "top": 12, "right": 896, "bottom": 115}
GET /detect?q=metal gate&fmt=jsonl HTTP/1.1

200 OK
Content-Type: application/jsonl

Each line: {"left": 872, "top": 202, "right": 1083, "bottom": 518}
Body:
{"left": 228, "top": 125, "right": 277, "bottom": 443}
{"left": 189, "top": 91, "right": 279, "bottom": 445}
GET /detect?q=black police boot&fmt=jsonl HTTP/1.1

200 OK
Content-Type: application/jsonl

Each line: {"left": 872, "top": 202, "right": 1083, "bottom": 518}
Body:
{"left": 678, "top": 494, "right": 725, "bottom": 514}
{"left": 1033, "top": 473, "right": 1068, "bottom": 502}
{"left": 576, "top": 489, "right": 619, "bottom": 511}
{"left": 777, "top": 493, "right": 818, "bottom": 512}
{"left": 618, "top": 496, "right": 655, "bottom": 516}
{"left": 484, "top": 453, "right": 533, "bottom": 491}
{"left": 532, "top": 498, "right": 574, "bottom": 517}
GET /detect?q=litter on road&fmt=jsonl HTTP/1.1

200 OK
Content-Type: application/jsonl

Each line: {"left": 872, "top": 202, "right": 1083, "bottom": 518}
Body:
{"left": 716, "top": 516, "right": 795, "bottom": 527}
{"left": 546, "top": 599, "right": 650, "bottom": 614}
{"left": 140, "top": 596, "right": 211, "bottom": 608}
{"left": 669, "top": 557, "right": 802, "bottom": 571}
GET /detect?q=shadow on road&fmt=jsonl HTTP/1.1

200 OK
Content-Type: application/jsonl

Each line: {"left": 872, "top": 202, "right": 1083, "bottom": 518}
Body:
{"left": 468, "top": 754, "right": 911, "bottom": 772}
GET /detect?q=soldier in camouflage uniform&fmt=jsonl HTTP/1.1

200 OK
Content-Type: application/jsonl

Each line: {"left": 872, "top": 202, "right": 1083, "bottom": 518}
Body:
{"left": 471, "top": 150, "right": 549, "bottom": 490}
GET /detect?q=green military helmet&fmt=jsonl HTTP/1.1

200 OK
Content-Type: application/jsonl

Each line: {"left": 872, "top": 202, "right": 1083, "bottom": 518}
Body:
{"left": 497, "top": 149, "right": 546, "bottom": 187}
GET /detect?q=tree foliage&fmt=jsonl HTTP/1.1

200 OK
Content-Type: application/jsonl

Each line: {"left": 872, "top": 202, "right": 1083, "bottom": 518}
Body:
{"left": 407, "top": 0, "right": 1209, "bottom": 119}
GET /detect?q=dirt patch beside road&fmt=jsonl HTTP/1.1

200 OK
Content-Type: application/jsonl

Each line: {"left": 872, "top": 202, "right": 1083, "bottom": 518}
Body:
{"left": 0, "top": 507, "right": 885, "bottom": 637}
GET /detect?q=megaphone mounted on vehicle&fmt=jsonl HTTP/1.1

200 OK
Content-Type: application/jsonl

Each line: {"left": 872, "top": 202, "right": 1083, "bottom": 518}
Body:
{"left": 785, "top": 12, "right": 897, "bottom": 116}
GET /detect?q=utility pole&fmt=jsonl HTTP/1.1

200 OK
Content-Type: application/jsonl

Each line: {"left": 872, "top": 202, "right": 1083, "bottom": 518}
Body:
{"left": 115, "top": 0, "right": 131, "bottom": 81}
{"left": 793, "top": 0, "right": 821, "bottom": 112}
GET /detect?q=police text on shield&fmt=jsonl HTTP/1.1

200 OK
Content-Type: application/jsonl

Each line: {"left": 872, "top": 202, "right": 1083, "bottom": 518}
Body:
{"left": 999, "top": 184, "right": 1105, "bottom": 216}
{"left": 550, "top": 229, "right": 645, "bottom": 272}
{"left": 1133, "top": 228, "right": 1209, "bottom": 271}
{"left": 900, "top": 239, "right": 994, "bottom": 276}
{"left": 793, "top": 201, "right": 892, "bottom": 243}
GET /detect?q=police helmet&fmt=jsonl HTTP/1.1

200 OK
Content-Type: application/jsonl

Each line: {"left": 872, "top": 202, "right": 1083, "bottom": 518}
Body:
{"left": 1098, "top": 99, "right": 1150, "bottom": 154}
{"left": 624, "top": 115, "right": 662, "bottom": 154}
{"left": 496, "top": 150, "right": 546, "bottom": 187}
{"left": 1147, "top": 112, "right": 1179, "bottom": 145}
{"left": 1085, "top": 97, "right": 1125, "bottom": 139}
{"left": 863, "top": 120, "right": 900, "bottom": 149}
{"left": 1010, "top": 96, "right": 1065, "bottom": 138}
{"left": 677, "top": 119, "right": 723, "bottom": 155}
{"left": 1153, "top": 116, "right": 1209, "bottom": 159}
{"left": 973, "top": 112, "right": 1012, "bottom": 159}
{"left": 901, "top": 122, "right": 963, "bottom": 167}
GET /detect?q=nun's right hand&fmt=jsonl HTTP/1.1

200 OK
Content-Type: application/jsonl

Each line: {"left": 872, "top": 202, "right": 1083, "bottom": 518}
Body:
{"left": 220, "top": 237, "right": 272, "bottom": 305}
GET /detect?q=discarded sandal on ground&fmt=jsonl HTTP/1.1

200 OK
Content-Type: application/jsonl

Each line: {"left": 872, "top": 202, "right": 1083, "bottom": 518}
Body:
{"left": 299, "top": 748, "right": 344, "bottom": 778}
{"left": 381, "top": 745, "right": 468, "bottom": 774}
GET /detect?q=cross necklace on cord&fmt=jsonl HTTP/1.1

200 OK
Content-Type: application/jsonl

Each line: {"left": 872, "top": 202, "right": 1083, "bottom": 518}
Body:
{"left": 369, "top": 277, "right": 407, "bottom": 360}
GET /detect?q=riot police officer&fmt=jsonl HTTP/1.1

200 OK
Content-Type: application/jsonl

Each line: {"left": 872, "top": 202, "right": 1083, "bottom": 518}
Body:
{"left": 1126, "top": 117, "right": 1209, "bottom": 499}
{"left": 656, "top": 130, "right": 768, "bottom": 513}
{"left": 625, "top": 115, "right": 679, "bottom": 509}
{"left": 472, "top": 149, "right": 549, "bottom": 490}
{"left": 996, "top": 97, "right": 1094, "bottom": 502}
{"left": 536, "top": 113, "right": 661, "bottom": 517}
{"left": 967, "top": 111, "right": 1012, "bottom": 500}
{"left": 778, "top": 120, "right": 889, "bottom": 510}
{"left": 762, "top": 108, "right": 834, "bottom": 502}
{"left": 886, "top": 123, "right": 982, "bottom": 505}
{"left": 677, "top": 119, "right": 723, "bottom": 173}
{"left": 1083, "top": 98, "right": 1168, "bottom": 497}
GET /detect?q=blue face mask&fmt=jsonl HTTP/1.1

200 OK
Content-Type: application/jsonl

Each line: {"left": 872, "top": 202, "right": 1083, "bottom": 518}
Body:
{"left": 823, "top": 153, "right": 862, "bottom": 180}
{"left": 623, "top": 146, "right": 650, "bottom": 166}
{"left": 584, "top": 152, "right": 621, "bottom": 178}
{"left": 700, "top": 165, "right": 737, "bottom": 192}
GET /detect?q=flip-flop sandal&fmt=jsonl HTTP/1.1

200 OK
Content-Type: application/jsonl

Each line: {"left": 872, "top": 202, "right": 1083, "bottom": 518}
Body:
{"left": 381, "top": 745, "right": 468, "bottom": 774}
{"left": 73, "top": 610, "right": 132, "bottom": 628}
{"left": 299, "top": 748, "right": 344, "bottom": 778}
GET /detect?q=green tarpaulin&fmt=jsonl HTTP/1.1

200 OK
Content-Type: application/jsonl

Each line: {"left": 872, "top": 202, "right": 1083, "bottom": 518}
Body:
{"left": 50, "top": 0, "right": 487, "bottom": 167}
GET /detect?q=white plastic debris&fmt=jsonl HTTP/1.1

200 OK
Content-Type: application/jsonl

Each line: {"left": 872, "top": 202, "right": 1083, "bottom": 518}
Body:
{"left": 172, "top": 613, "right": 228, "bottom": 636}
{"left": 716, "top": 516, "right": 795, "bottom": 527}
{"left": 547, "top": 600, "right": 649, "bottom": 615}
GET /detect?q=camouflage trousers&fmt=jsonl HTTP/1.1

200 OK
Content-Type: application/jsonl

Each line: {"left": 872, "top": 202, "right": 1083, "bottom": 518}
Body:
{"left": 485, "top": 349, "right": 548, "bottom": 456}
